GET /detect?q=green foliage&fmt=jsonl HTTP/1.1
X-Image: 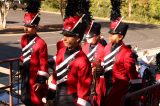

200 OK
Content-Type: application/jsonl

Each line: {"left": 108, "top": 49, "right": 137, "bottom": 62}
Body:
{"left": 90, "top": 0, "right": 111, "bottom": 18}
{"left": 41, "top": 0, "right": 60, "bottom": 12}
{"left": 41, "top": 0, "right": 160, "bottom": 24}
{"left": 149, "top": 0, "right": 160, "bottom": 19}
{"left": 121, "top": 0, "right": 160, "bottom": 24}
{"left": 42, "top": 0, "right": 59, "bottom": 9}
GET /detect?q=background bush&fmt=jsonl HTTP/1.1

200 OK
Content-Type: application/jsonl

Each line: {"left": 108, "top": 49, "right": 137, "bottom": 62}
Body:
{"left": 41, "top": 0, "right": 160, "bottom": 24}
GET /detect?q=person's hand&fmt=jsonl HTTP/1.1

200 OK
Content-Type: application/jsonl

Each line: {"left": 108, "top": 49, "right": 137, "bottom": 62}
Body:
{"left": 92, "top": 65, "right": 104, "bottom": 77}
{"left": 33, "top": 83, "right": 42, "bottom": 91}
{"left": 92, "top": 67, "right": 96, "bottom": 74}
{"left": 42, "top": 97, "right": 47, "bottom": 103}
{"left": 96, "top": 65, "right": 104, "bottom": 76}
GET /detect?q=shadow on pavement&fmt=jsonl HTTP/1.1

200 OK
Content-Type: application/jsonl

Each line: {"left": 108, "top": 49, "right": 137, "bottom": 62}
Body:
{"left": 0, "top": 43, "right": 21, "bottom": 60}
{"left": 1, "top": 21, "right": 160, "bottom": 34}
{"left": 0, "top": 42, "right": 54, "bottom": 69}
{"left": 0, "top": 24, "right": 63, "bottom": 34}
{"left": 0, "top": 43, "right": 21, "bottom": 77}
{"left": 95, "top": 21, "right": 160, "bottom": 30}
{"left": 7, "top": 21, "right": 19, "bottom": 24}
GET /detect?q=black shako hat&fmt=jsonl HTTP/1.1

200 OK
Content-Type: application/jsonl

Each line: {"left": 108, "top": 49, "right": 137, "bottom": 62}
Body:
{"left": 24, "top": 12, "right": 40, "bottom": 27}
{"left": 85, "top": 21, "right": 101, "bottom": 38}
{"left": 62, "top": 14, "right": 87, "bottom": 41}
{"left": 108, "top": 17, "right": 129, "bottom": 36}
{"left": 24, "top": 0, "right": 41, "bottom": 27}
{"left": 108, "top": 0, "right": 129, "bottom": 36}
{"left": 61, "top": 0, "right": 92, "bottom": 41}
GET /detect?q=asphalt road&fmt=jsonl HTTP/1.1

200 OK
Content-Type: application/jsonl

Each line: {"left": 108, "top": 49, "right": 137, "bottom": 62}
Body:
{"left": 1, "top": 10, "right": 160, "bottom": 61}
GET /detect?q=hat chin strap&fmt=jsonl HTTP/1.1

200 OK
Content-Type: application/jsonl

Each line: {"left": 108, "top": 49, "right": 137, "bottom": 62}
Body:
{"left": 30, "top": 13, "right": 39, "bottom": 25}
{"left": 86, "top": 21, "right": 94, "bottom": 35}
{"left": 71, "top": 14, "right": 85, "bottom": 31}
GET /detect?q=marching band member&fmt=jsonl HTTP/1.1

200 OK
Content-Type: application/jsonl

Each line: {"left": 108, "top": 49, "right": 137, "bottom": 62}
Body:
{"left": 47, "top": 15, "right": 92, "bottom": 106}
{"left": 103, "top": 17, "right": 139, "bottom": 106}
{"left": 103, "top": 0, "right": 139, "bottom": 105}
{"left": 82, "top": 21, "right": 106, "bottom": 106}
{"left": 20, "top": 1, "right": 49, "bottom": 105}
{"left": 47, "top": 0, "right": 93, "bottom": 105}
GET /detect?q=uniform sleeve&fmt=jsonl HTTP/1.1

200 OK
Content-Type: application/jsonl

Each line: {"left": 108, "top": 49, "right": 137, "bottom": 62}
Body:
{"left": 77, "top": 58, "right": 92, "bottom": 106}
{"left": 48, "top": 50, "right": 60, "bottom": 91}
{"left": 47, "top": 72, "right": 57, "bottom": 100}
{"left": 37, "top": 43, "right": 49, "bottom": 83}
{"left": 48, "top": 70, "right": 57, "bottom": 91}
{"left": 47, "top": 60, "right": 57, "bottom": 100}
{"left": 124, "top": 52, "right": 138, "bottom": 80}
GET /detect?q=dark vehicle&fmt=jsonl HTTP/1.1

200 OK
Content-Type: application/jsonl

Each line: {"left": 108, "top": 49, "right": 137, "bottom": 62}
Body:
{"left": 10, "top": 0, "right": 26, "bottom": 10}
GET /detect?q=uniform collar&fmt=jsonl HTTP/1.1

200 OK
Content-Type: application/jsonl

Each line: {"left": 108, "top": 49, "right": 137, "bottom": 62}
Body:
{"left": 65, "top": 46, "right": 81, "bottom": 59}
{"left": 89, "top": 43, "right": 98, "bottom": 52}
{"left": 111, "top": 41, "right": 122, "bottom": 52}
{"left": 27, "top": 34, "right": 37, "bottom": 42}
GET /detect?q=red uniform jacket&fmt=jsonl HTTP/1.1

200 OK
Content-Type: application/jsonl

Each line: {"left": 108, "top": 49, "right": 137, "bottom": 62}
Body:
{"left": 103, "top": 42, "right": 138, "bottom": 106}
{"left": 20, "top": 34, "right": 49, "bottom": 106}
{"left": 82, "top": 42, "right": 104, "bottom": 61}
{"left": 49, "top": 47, "right": 92, "bottom": 106}
{"left": 56, "top": 40, "right": 65, "bottom": 51}
{"left": 82, "top": 42, "right": 106, "bottom": 106}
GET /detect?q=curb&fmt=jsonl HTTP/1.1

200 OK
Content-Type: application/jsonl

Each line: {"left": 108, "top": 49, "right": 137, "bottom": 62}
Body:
{"left": 0, "top": 24, "right": 63, "bottom": 34}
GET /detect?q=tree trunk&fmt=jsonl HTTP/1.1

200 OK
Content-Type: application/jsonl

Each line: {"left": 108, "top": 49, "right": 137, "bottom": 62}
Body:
{"left": 59, "top": 0, "right": 67, "bottom": 21}
{"left": 1, "top": 4, "right": 6, "bottom": 28}
{"left": 0, "top": 10, "right": 2, "bottom": 26}
{"left": 0, "top": 1, "right": 10, "bottom": 29}
{"left": 128, "top": 0, "right": 132, "bottom": 17}
{"left": 2, "top": 15, "right": 6, "bottom": 28}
